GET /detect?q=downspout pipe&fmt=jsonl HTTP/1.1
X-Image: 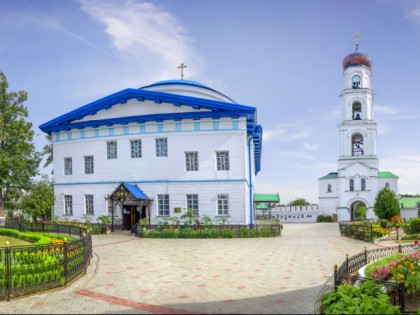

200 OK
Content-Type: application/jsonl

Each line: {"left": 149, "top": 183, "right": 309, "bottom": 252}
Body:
{"left": 248, "top": 136, "right": 254, "bottom": 229}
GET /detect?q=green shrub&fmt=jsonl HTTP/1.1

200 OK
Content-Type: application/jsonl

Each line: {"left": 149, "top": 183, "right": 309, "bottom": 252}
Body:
{"left": 317, "top": 215, "right": 333, "bottom": 223}
{"left": 318, "top": 281, "right": 401, "bottom": 314}
{"left": 379, "top": 219, "right": 390, "bottom": 229}
{"left": 410, "top": 219, "right": 420, "bottom": 234}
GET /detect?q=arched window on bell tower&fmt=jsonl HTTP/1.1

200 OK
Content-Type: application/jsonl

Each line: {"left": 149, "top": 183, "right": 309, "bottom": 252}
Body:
{"left": 352, "top": 102, "right": 362, "bottom": 120}
{"left": 349, "top": 178, "right": 354, "bottom": 191}
{"left": 361, "top": 178, "right": 366, "bottom": 191}
{"left": 352, "top": 134, "right": 364, "bottom": 156}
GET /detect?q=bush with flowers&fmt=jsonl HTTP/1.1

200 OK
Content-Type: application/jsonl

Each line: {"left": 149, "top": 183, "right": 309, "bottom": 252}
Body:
{"left": 390, "top": 215, "right": 403, "bottom": 227}
{"left": 366, "top": 240, "right": 420, "bottom": 302}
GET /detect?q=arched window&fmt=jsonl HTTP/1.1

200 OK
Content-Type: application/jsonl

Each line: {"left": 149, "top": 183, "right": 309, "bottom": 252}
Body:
{"left": 352, "top": 134, "right": 364, "bottom": 156}
{"left": 349, "top": 178, "right": 354, "bottom": 191}
{"left": 385, "top": 182, "right": 390, "bottom": 189}
{"left": 352, "top": 102, "right": 362, "bottom": 120}
{"left": 327, "top": 184, "right": 332, "bottom": 192}
{"left": 361, "top": 178, "right": 366, "bottom": 191}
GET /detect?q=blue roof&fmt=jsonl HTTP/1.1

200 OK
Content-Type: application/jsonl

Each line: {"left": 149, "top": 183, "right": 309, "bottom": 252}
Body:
{"left": 125, "top": 183, "right": 148, "bottom": 200}
{"left": 39, "top": 88, "right": 255, "bottom": 134}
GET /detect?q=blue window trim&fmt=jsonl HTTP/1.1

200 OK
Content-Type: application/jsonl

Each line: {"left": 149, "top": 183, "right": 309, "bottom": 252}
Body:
{"left": 54, "top": 179, "right": 248, "bottom": 186}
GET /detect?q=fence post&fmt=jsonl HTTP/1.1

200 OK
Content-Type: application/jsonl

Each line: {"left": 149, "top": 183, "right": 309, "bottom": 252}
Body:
{"left": 398, "top": 241, "right": 402, "bottom": 253}
{"left": 400, "top": 282, "right": 406, "bottom": 312}
{"left": 334, "top": 264, "right": 338, "bottom": 290}
{"left": 5, "top": 241, "right": 11, "bottom": 301}
{"left": 63, "top": 238, "right": 68, "bottom": 286}
{"left": 364, "top": 246, "right": 368, "bottom": 265}
{"left": 346, "top": 253, "right": 349, "bottom": 274}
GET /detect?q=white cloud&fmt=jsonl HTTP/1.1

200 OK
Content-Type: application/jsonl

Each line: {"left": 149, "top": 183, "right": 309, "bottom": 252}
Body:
{"left": 381, "top": 151, "right": 420, "bottom": 195}
{"left": 375, "top": 104, "right": 419, "bottom": 121}
{"left": 407, "top": 8, "right": 420, "bottom": 22}
{"left": 277, "top": 151, "right": 316, "bottom": 160}
{"left": 263, "top": 124, "right": 312, "bottom": 143}
{"left": 79, "top": 0, "right": 204, "bottom": 80}
{"left": 303, "top": 142, "right": 319, "bottom": 151}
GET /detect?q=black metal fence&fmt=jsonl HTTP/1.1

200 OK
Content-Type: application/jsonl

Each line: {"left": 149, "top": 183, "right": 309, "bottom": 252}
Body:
{"left": 339, "top": 220, "right": 404, "bottom": 243}
{"left": 333, "top": 243, "right": 418, "bottom": 312}
{"left": 134, "top": 224, "right": 282, "bottom": 238}
{"left": 0, "top": 221, "right": 92, "bottom": 301}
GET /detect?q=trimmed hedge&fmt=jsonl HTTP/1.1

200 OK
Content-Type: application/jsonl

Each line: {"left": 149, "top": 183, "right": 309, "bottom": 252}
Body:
{"left": 317, "top": 215, "right": 333, "bottom": 222}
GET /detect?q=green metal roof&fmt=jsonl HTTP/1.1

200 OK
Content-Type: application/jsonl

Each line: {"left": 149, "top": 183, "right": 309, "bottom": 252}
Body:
{"left": 400, "top": 196, "right": 420, "bottom": 209}
{"left": 319, "top": 172, "right": 338, "bottom": 180}
{"left": 256, "top": 204, "right": 269, "bottom": 210}
{"left": 253, "top": 194, "right": 280, "bottom": 203}
{"left": 378, "top": 171, "right": 398, "bottom": 178}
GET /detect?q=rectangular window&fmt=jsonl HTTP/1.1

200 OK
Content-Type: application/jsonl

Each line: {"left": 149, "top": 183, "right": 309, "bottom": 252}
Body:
{"left": 158, "top": 194, "right": 170, "bottom": 216}
{"left": 85, "top": 195, "right": 94, "bottom": 215}
{"left": 216, "top": 151, "right": 230, "bottom": 171}
{"left": 217, "top": 194, "right": 229, "bottom": 216}
{"left": 185, "top": 152, "right": 198, "bottom": 171}
{"left": 64, "top": 157, "right": 72, "bottom": 175}
{"left": 130, "top": 140, "right": 142, "bottom": 158}
{"left": 64, "top": 195, "right": 73, "bottom": 215}
{"left": 156, "top": 138, "right": 168, "bottom": 157}
{"left": 107, "top": 141, "right": 117, "bottom": 159}
{"left": 187, "top": 194, "right": 199, "bottom": 215}
{"left": 84, "top": 156, "right": 94, "bottom": 174}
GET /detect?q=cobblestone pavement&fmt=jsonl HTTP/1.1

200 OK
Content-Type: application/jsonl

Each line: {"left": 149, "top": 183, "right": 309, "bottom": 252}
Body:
{"left": 0, "top": 223, "right": 393, "bottom": 314}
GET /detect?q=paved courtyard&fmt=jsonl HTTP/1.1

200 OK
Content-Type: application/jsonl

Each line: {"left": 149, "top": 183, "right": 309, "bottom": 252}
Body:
{"left": 0, "top": 223, "right": 388, "bottom": 314}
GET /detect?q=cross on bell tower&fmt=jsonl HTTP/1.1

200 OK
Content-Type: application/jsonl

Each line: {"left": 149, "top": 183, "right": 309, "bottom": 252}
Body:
{"left": 177, "top": 63, "right": 187, "bottom": 80}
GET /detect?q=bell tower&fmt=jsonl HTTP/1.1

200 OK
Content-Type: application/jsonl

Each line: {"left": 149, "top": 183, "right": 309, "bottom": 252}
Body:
{"left": 338, "top": 40, "right": 378, "bottom": 171}
{"left": 318, "top": 35, "right": 399, "bottom": 222}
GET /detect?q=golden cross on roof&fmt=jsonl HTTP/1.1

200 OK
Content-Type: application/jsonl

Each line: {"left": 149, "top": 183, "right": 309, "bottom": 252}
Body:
{"left": 177, "top": 63, "right": 187, "bottom": 80}
{"left": 354, "top": 31, "right": 360, "bottom": 51}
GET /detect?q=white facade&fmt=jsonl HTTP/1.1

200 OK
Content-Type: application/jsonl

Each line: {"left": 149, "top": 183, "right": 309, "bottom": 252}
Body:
{"left": 40, "top": 80, "right": 263, "bottom": 228}
{"left": 318, "top": 47, "right": 398, "bottom": 221}
{"left": 268, "top": 205, "right": 319, "bottom": 223}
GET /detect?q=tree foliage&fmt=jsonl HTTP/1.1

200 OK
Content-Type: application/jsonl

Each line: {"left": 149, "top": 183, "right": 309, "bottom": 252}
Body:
{"left": 374, "top": 187, "right": 400, "bottom": 220}
{"left": 42, "top": 134, "right": 53, "bottom": 173}
{"left": 0, "top": 72, "right": 41, "bottom": 211}
{"left": 21, "top": 177, "right": 54, "bottom": 221}
{"left": 288, "top": 197, "right": 310, "bottom": 206}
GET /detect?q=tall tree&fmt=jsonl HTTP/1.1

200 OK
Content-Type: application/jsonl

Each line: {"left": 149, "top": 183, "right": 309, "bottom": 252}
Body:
{"left": 21, "top": 177, "right": 54, "bottom": 222}
{"left": 288, "top": 197, "right": 310, "bottom": 206}
{"left": 373, "top": 187, "right": 400, "bottom": 220}
{"left": 0, "top": 72, "right": 41, "bottom": 213}
{"left": 42, "top": 134, "right": 53, "bottom": 174}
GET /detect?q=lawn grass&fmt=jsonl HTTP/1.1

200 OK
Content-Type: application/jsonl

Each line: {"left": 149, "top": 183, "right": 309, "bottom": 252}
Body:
{"left": 0, "top": 235, "right": 32, "bottom": 247}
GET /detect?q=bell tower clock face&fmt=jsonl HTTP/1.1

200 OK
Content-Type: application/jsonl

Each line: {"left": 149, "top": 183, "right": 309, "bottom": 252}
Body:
{"left": 352, "top": 75, "right": 361, "bottom": 88}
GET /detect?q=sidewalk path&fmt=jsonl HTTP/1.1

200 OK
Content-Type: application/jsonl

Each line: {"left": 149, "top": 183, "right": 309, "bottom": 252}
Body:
{"left": 0, "top": 223, "right": 390, "bottom": 314}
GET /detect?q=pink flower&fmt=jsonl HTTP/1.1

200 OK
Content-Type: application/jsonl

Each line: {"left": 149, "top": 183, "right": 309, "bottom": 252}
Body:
{"left": 415, "top": 240, "right": 419, "bottom": 245}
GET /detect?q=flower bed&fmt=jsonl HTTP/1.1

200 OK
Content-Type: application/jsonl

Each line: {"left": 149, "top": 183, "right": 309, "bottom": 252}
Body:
{"left": 363, "top": 241, "right": 420, "bottom": 308}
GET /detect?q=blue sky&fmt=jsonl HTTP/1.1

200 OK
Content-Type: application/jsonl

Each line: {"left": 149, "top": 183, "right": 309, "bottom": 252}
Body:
{"left": 1, "top": 0, "right": 420, "bottom": 204}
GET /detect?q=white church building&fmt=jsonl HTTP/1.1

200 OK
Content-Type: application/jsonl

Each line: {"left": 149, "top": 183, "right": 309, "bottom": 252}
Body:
{"left": 39, "top": 79, "right": 263, "bottom": 229}
{"left": 318, "top": 44, "right": 398, "bottom": 222}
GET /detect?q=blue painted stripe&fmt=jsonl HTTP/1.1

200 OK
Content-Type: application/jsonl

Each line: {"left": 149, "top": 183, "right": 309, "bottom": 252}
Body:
{"left": 52, "top": 126, "right": 244, "bottom": 142}
{"left": 55, "top": 179, "right": 248, "bottom": 186}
